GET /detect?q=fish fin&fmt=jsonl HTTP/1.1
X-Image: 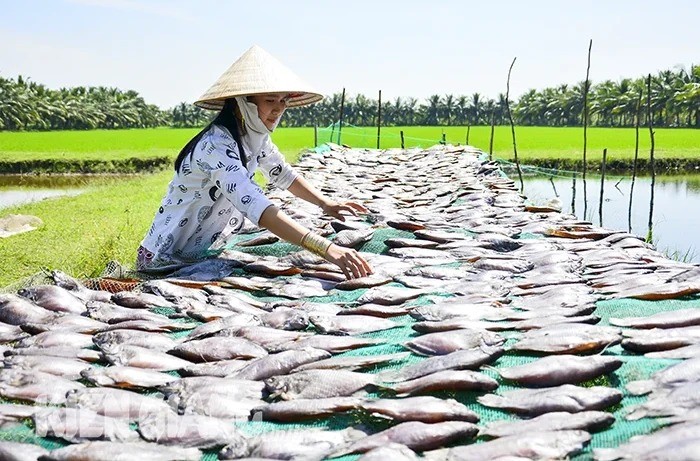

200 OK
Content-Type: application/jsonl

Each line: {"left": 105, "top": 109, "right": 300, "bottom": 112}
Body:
{"left": 625, "top": 379, "right": 654, "bottom": 395}
{"left": 624, "top": 405, "right": 647, "bottom": 421}
{"left": 592, "top": 447, "right": 621, "bottom": 461}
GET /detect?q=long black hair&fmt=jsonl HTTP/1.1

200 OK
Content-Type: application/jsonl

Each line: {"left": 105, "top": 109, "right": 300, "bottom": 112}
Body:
{"left": 174, "top": 98, "right": 247, "bottom": 172}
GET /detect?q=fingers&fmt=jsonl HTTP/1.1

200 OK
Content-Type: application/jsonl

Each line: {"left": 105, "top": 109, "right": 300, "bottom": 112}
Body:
{"left": 346, "top": 202, "right": 370, "bottom": 213}
{"left": 343, "top": 251, "right": 372, "bottom": 279}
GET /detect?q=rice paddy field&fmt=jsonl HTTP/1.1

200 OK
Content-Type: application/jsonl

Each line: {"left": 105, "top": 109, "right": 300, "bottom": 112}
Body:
{"left": 0, "top": 126, "right": 698, "bottom": 164}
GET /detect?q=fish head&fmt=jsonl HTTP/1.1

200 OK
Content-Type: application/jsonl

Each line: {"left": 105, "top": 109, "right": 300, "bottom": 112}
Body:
{"left": 264, "top": 376, "right": 288, "bottom": 400}
{"left": 218, "top": 439, "right": 251, "bottom": 459}
{"left": 16, "top": 288, "right": 35, "bottom": 301}
{"left": 286, "top": 311, "right": 310, "bottom": 330}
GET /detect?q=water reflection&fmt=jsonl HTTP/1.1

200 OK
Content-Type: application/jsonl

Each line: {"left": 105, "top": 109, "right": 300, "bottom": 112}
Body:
{"left": 509, "top": 169, "right": 700, "bottom": 263}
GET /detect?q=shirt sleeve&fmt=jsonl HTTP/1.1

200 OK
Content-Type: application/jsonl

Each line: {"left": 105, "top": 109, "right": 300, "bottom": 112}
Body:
{"left": 256, "top": 137, "right": 299, "bottom": 190}
{"left": 201, "top": 126, "right": 274, "bottom": 226}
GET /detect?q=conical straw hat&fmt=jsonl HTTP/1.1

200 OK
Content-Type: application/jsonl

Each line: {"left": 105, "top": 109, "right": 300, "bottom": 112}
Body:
{"left": 195, "top": 45, "right": 324, "bottom": 110}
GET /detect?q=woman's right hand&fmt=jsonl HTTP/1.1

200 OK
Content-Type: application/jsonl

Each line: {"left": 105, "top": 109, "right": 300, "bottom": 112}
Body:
{"left": 325, "top": 244, "right": 373, "bottom": 279}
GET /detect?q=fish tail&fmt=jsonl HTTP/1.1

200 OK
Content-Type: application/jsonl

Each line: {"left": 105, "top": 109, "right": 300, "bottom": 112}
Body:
{"left": 625, "top": 379, "right": 654, "bottom": 395}
{"left": 592, "top": 447, "right": 622, "bottom": 461}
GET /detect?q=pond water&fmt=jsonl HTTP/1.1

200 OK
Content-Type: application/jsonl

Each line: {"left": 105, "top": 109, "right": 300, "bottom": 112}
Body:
{"left": 508, "top": 167, "right": 700, "bottom": 264}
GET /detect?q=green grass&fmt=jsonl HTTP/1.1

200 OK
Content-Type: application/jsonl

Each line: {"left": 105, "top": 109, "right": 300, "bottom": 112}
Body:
{"left": 1, "top": 126, "right": 698, "bottom": 164}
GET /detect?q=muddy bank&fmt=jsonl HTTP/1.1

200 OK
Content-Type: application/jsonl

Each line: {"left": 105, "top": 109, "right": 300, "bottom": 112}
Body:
{"left": 0, "top": 157, "right": 171, "bottom": 174}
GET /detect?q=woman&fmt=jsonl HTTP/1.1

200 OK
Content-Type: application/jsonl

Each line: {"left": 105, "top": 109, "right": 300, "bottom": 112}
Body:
{"left": 137, "top": 45, "right": 372, "bottom": 280}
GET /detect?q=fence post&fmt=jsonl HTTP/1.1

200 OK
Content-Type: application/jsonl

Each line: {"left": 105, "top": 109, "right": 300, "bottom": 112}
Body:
{"left": 313, "top": 124, "right": 318, "bottom": 148}
{"left": 376, "top": 90, "right": 382, "bottom": 149}
{"left": 337, "top": 87, "right": 346, "bottom": 145}
{"left": 400, "top": 130, "right": 405, "bottom": 149}
{"left": 466, "top": 125, "right": 471, "bottom": 145}
{"left": 599, "top": 148, "right": 607, "bottom": 226}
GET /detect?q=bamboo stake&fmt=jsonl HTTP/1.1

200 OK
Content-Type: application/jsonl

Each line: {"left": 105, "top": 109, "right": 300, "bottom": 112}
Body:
{"left": 376, "top": 90, "right": 382, "bottom": 149}
{"left": 505, "top": 57, "right": 523, "bottom": 191}
{"left": 313, "top": 124, "right": 318, "bottom": 148}
{"left": 646, "top": 74, "right": 656, "bottom": 243}
{"left": 466, "top": 125, "right": 471, "bottom": 145}
{"left": 400, "top": 130, "right": 405, "bottom": 149}
{"left": 582, "top": 39, "right": 592, "bottom": 218}
{"left": 571, "top": 173, "right": 577, "bottom": 215}
{"left": 599, "top": 148, "right": 607, "bottom": 226}
{"left": 628, "top": 88, "right": 643, "bottom": 233}
{"left": 489, "top": 110, "right": 495, "bottom": 161}
{"left": 337, "top": 88, "right": 346, "bottom": 145}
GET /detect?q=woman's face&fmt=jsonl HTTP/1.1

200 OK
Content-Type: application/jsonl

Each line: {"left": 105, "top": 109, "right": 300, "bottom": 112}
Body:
{"left": 248, "top": 93, "right": 289, "bottom": 131}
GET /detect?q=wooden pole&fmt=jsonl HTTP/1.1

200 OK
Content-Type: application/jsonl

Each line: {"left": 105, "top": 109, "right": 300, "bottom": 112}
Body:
{"left": 466, "top": 125, "right": 471, "bottom": 145}
{"left": 582, "top": 39, "right": 592, "bottom": 218}
{"left": 599, "top": 148, "right": 607, "bottom": 226}
{"left": 376, "top": 90, "right": 382, "bottom": 149}
{"left": 313, "top": 124, "right": 318, "bottom": 148}
{"left": 571, "top": 173, "right": 577, "bottom": 215}
{"left": 441, "top": 131, "right": 446, "bottom": 145}
{"left": 400, "top": 130, "right": 405, "bottom": 149}
{"left": 628, "top": 88, "right": 643, "bottom": 233}
{"left": 337, "top": 87, "right": 346, "bottom": 145}
{"left": 488, "top": 110, "right": 495, "bottom": 161}
{"left": 505, "top": 57, "right": 523, "bottom": 192}
{"left": 646, "top": 74, "right": 656, "bottom": 243}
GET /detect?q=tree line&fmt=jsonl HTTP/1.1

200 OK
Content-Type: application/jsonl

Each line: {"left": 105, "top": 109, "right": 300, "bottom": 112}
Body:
{"left": 1, "top": 64, "right": 698, "bottom": 131}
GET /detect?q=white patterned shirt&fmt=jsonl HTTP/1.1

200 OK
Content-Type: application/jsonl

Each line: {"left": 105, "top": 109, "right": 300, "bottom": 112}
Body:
{"left": 138, "top": 124, "right": 298, "bottom": 271}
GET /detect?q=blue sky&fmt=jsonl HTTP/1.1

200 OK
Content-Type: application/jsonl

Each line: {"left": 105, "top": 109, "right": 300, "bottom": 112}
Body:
{"left": 2, "top": 0, "right": 697, "bottom": 108}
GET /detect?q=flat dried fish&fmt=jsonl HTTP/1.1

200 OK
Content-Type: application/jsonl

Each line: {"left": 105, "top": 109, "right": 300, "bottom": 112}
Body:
{"left": 6, "top": 346, "right": 102, "bottom": 362}
{"left": 358, "top": 444, "right": 418, "bottom": 461}
{"left": 478, "top": 384, "right": 622, "bottom": 416}
{"left": 218, "top": 275, "right": 275, "bottom": 292}
{"left": 169, "top": 336, "right": 268, "bottom": 362}
{"left": 111, "top": 291, "right": 176, "bottom": 309}
{"left": 333, "top": 228, "right": 375, "bottom": 248}
{"left": 335, "top": 274, "right": 393, "bottom": 290}
{"left": 275, "top": 335, "right": 385, "bottom": 353}
{"left": 0, "top": 441, "right": 48, "bottom": 460}
{"left": 414, "top": 229, "right": 469, "bottom": 243}
{"left": 17, "top": 285, "right": 86, "bottom": 314}
{"left": 230, "top": 347, "right": 331, "bottom": 381}
{"left": 38, "top": 441, "right": 201, "bottom": 461}
{"left": 593, "top": 420, "right": 700, "bottom": 461}
{"left": 0, "top": 322, "right": 29, "bottom": 343}
{"left": 265, "top": 369, "right": 383, "bottom": 400}
{"left": 21, "top": 314, "right": 107, "bottom": 334}
{"left": 243, "top": 259, "right": 302, "bottom": 276}
{"left": 510, "top": 324, "right": 622, "bottom": 354}
{"left": 626, "top": 357, "right": 700, "bottom": 395}
{"left": 184, "top": 313, "right": 261, "bottom": 341}
{"left": 141, "top": 279, "right": 208, "bottom": 303}
{"left": 339, "top": 303, "right": 410, "bottom": 317}
{"left": 0, "top": 369, "right": 84, "bottom": 404}
{"left": 178, "top": 359, "right": 250, "bottom": 377}
{"left": 236, "top": 232, "right": 279, "bottom": 247}
{"left": 646, "top": 344, "right": 700, "bottom": 359}
{"left": 138, "top": 412, "right": 246, "bottom": 449}
{"left": 4, "top": 355, "right": 90, "bottom": 380}
{"left": 251, "top": 397, "right": 361, "bottom": 422}
{"left": 172, "top": 390, "right": 264, "bottom": 420}
{"left": 383, "top": 345, "right": 505, "bottom": 382}
{"left": 358, "top": 396, "right": 478, "bottom": 423}
{"left": 65, "top": 387, "right": 174, "bottom": 421}
{"left": 498, "top": 355, "right": 623, "bottom": 387}
{"left": 266, "top": 277, "right": 333, "bottom": 299}
{"left": 392, "top": 369, "right": 499, "bottom": 396}
{"left": 481, "top": 411, "right": 614, "bottom": 438}
{"left": 87, "top": 301, "right": 172, "bottom": 324}
{"left": 404, "top": 329, "right": 505, "bottom": 356}
{"left": 16, "top": 330, "right": 94, "bottom": 349}
{"left": 385, "top": 237, "right": 439, "bottom": 249}
{"left": 310, "top": 314, "right": 399, "bottom": 335}
{"left": 93, "top": 329, "right": 178, "bottom": 351}
{"left": 621, "top": 326, "right": 700, "bottom": 353}
{"left": 33, "top": 407, "right": 138, "bottom": 443}
{"left": 336, "top": 421, "right": 478, "bottom": 455}
{"left": 357, "top": 285, "right": 429, "bottom": 306}
{"left": 0, "top": 293, "right": 57, "bottom": 325}
{"left": 611, "top": 308, "right": 700, "bottom": 329}
{"left": 101, "top": 344, "right": 193, "bottom": 371}
{"left": 424, "top": 429, "right": 591, "bottom": 461}
{"left": 97, "top": 318, "right": 197, "bottom": 333}
{"left": 215, "top": 325, "right": 312, "bottom": 352}
{"left": 409, "top": 302, "right": 508, "bottom": 322}
{"left": 80, "top": 366, "right": 178, "bottom": 390}
{"left": 260, "top": 307, "right": 309, "bottom": 330}
{"left": 293, "top": 352, "right": 409, "bottom": 373}
{"left": 626, "top": 381, "right": 700, "bottom": 420}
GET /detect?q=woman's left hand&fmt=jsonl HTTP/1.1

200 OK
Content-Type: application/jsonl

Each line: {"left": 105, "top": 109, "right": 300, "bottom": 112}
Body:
{"left": 321, "top": 201, "right": 369, "bottom": 221}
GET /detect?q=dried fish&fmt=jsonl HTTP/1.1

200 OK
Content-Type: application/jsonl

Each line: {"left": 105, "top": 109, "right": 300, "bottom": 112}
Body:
{"left": 111, "top": 291, "right": 176, "bottom": 309}
{"left": 87, "top": 301, "right": 173, "bottom": 324}
{"left": 215, "top": 325, "right": 312, "bottom": 351}
{"left": 385, "top": 237, "right": 439, "bottom": 249}
{"left": 382, "top": 345, "right": 505, "bottom": 382}
{"left": 184, "top": 313, "right": 261, "bottom": 341}
{"left": 38, "top": 441, "right": 201, "bottom": 461}
{"left": 17, "top": 285, "right": 86, "bottom": 314}
{"left": 358, "top": 396, "right": 478, "bottom": 423}
{"left": 293, "top": 352, "right": 409, "bottom": 373}
{"left": 141, "top": 279, "right": 209, "bottom": 303}
{"left": 593, "top": 420, "right": 700, "bottom": 461}
{"left": 0, "top": 369, "right": 84, "bottom": 404}
{"left": 646, "top": 344, "right": 700, "bottom": 359}
{"left": 357, "top": 285, "right": 429, "bottom": 306}
{"left": 275, "top": 335, "right": 385, "bottom": 353}
{"left": 101, "top": 344, "right": 193, "bottom": 371}
{"left": 339, "top": 303, "right": 410, "bottom": 317}
{"left": 6, "top": 346, "right": 102, "bottom": 362}
{"left": 0, "top": 322, "right": 29, "bottom": 343}
{"left": 230, "top": 347, "right": 331, "bottom": 381}
{"left": 80, "top": 366, "right": 178, "bottom": 390}
{"left": 178, "top": 359, "right": 251, "bottom": 377}
{"left": 333, "top": 228, "right": 375, "bottom": 248}
{"left": 244, "top": 258, "right": 303, "bottom": 276}
{"left": 97, "top": 318, "right": 197, "bottom": 333}
{"left": 264, "top": 369, "right": 383, "bottom": 400}
{"left": 626, "top": 357, "right": 700, "bottom": 395}
{"left": 168, "top": 336, "right": 268, "bottom": 362}
{"left": 171, "top": 390, "right": 264, "bottom": 419}
{"left": 480, "top": 411, "right": 614, "bottom": 438}
{"left": 478, "top": 384, "right": 622, "bottom": 416}
{"left": 404, "top": 330, "right": 505, "bottom": 355}
{"left": 611, "top": 308, "right": 700, "bottom": 329}
{"left": 159, "top": 377, "right": 265, "bottom": 400}
{"left": 510, "top": 323, "right": 622, "bottom": 354}
{"left": 93, "top": 329, "right": 178, "bottom": 351}
{"left": 335, "top": 274, "right": 393, "bottom": 290}
{"left": 498, "top": 355, "right": 623, "bottom": 387}
{"left": 266, "top": 277, "right": 333, "bottom": 299}
{"left": 65, "top": 387, "right": 174, "bottom": 421}
{"left": 424, "top": 429, "right": 591, "bottom": 461}
{"left": 33, "top": 407, "right": 139, "bottom": 443}
{"left": 138, "top": 412, "right": 246, "bottom": 449}
{"left": 358, "top": 443, "right": 418, "bottom": 461}
{"left": 310, "top": 314, "right": 399, "bottom": 335}
{"left": 260, "top": 306, "right": 309, "bottom": 330}
{"left": 4, "top": 354, "right": 90, "bottom": 380}
{"left": 621, "top": 326, "right": 700, "bottom": 353}
{"left": 0, "top": 293, "right": 57, "bottom": 325}
{"left": 16, "top": 330, "right": 94, "bottom": 349}
{"left": 251, "top": 397, "right": 361, "bottom": 422}
{"left": 392, "top": 369, "right": 499, "bottom": 396}
{"left": 218, "top": 275, "right": 275, "bottom": 292}
{"left": 626, "top": 381, "right": 700, "bottom": 420}
{"left": 336, "top": 420, "right": 478, "bottom": 455}
{"left": 0, "top": 441, "right": 48, "bottom": 460}
{"left": 237, "top": 231, "right": 279, "bottom": 247}
{"left": 51, "top": 270, "right": 114, "bottom": 303}
{"left": 21, "top": 314, "right": 107, "bottom": 334}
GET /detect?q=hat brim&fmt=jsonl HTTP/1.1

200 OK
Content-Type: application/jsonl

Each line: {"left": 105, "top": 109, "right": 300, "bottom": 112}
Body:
{"left": 195, "top": 91, "right": 323, "bottom": 110}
